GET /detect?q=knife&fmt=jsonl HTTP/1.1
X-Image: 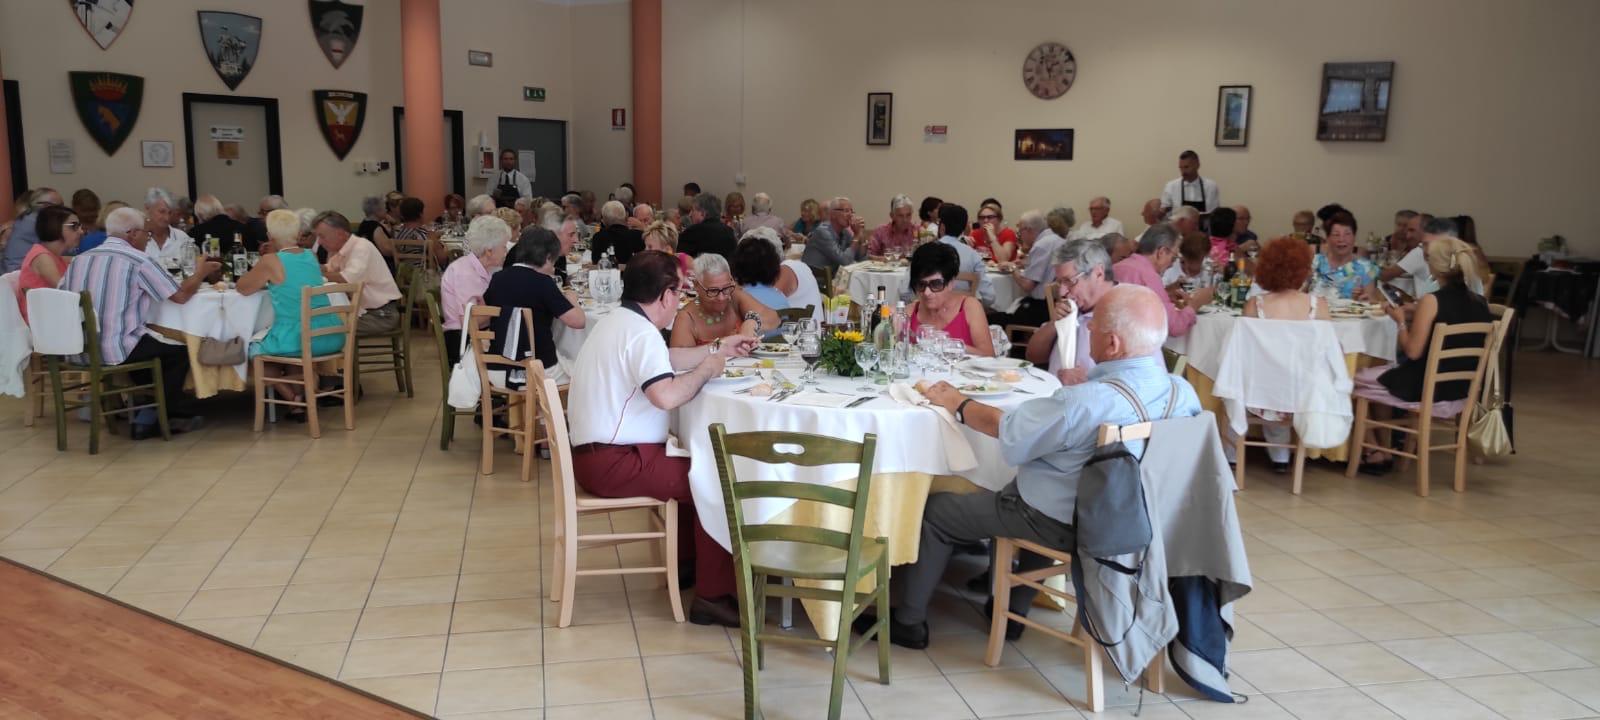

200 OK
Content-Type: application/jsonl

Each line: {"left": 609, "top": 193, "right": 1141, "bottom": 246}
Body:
{"left": 845, "top": 396, "right": 873, "bottom": 408}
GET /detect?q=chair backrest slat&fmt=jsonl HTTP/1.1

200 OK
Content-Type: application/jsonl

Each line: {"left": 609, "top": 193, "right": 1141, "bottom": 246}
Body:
{"left": 741, "top": 524, "right": 855, "bottom": 551}
{"left": 1418, "top": 321, "right": 1494, "bottom": 411}
{"left": 533, "top": 371, "right": 582, "bottom": 534}
{"left": 714, "top": 430, "right": 868, "bottom": 467}
{"left": 734, "top": 480, "right": 858, "bottom": 508}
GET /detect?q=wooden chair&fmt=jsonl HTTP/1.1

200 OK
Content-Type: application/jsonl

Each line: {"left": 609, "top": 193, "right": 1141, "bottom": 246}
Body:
{"left": 708, "top": 424, "right": 889, "bottom": 720}
{"left": 1486, "top": 256, "right": 1527, "bottom": 305}
{"left": 540, "top": 367, "right": 684, "bottom": 628}
{"left": 34, "top": 290, "right": 170, "bottom": 454}
{"left": 355, "top": 264, "right": 422, "bottom": 397}
{"left": 252, "top": 283, "right": 363, "bottom": 439}
{"left": 808, "top": 265, "right": 834, "bottom": 298}
{"left": 775, "top": 305, "right": 815, "bottom": 324}
{"left": 467, "top": 305, "right": 546, "bottom": 482}
{"left": 1345, "top": 321, "right": 1497, "bottom": 496}
{"left": 393, "top": 232, "right": 432, "bottom": 274}
{"left": 426, "top": 292, "right": 478, "bottom": 450}
{"left": 985, "top": 421, "right": 1164, "bottom": 714}
{"left": 1161, "top": 347, "right": 1188, "bottom": 377}
{"left": 1233, "top": 415, "right": 1307, "bottom": 493}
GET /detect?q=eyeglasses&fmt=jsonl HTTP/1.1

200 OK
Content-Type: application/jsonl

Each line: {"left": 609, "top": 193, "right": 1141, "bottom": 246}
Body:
{"left": 697, "top": 283, "right": 737, "bottom": 299}
{"left": 1057, "top": 269, "right": 1090, "bottom": 291}
{"left": 64, "top": 222, "right": 82, "bottom": 230}
{"left": 977, "top": 214, "right": 999, "bottom": 221}
{"left": 911, "top": 277, "right": 949, "bottom": 294}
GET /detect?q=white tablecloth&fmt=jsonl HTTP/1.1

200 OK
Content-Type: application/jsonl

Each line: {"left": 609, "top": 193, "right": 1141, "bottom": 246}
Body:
{"left": 153, "top": 288, "right": 269, "bottom": 380}
{"left": 841, "top": 261, "right": 1020, "bottom": 312}
{"left": 1165, "top": 309, "right": 1398, "bottom": 379}
{"left": 675, "top": 359, "right": 1061, "bottom": 550}
{"left": 552, "top": 304, "right": 611, "bottom": 373}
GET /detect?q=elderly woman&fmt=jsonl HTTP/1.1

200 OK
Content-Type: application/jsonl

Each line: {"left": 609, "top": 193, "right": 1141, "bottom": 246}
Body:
{"left": 671, "top": 253, "right": 781, "bottom": 349}
{"left": 906, "top": 242, "right": 994, "bottom": 356}
{"left": 465, "top": 194, "right": 496, "bottom": 219}
{"left": 237, "top": 209, "right": 343, "bottom": 419}
{"left": 791, "top": 198, "right": 823, "bottom": 237}
{"left": 436, "top": 193, "right": 466, "bottom": 225}
{"left": 357, "top": 195, "right": 397, "bottom": 264}
{"left": 644, "top": 220, "right": 693, "bottom": 286}
{"left": 731, "top": 234, "right": 790, "bottom": 324}
{"left": 1313, "top": 211, "right": 1378, "bottom": 299}
{"left": 73, "top": 200, "right": 128, "bottom": 255}
{"left": 438, "top": 214, "right": 511, "bottom": 365}
{"left": 1240, "top": 236, "right": 1330, "bottom": 472}
{"left": 969, "top": 202, "right": 1017, "bottom": 263}
{"left": 484, "top": 226, "right": 585, "bottom": 385}
{"left": 869, "top": 194, "right": 919, "bottom": 260}
{"left": 16, "top": 205, "right": 82, "bottom": 322}
{"left": 723, "top": 191, "right": 747, "bottom": 228}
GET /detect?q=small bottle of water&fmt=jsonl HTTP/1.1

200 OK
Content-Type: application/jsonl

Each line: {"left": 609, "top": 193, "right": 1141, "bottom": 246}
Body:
{"left": 599, "top": 247, "right": 615, "bottom": 270}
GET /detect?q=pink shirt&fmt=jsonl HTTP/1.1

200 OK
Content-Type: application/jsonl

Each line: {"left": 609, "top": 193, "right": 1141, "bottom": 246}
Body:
{"left": 869, "top": 222, "right": 917, "bottom": 256}
{"left": 330, "top": 235, "right": 402, "bottom": 312}
{"left": 17, "top": 243, "right": 67, "bottom": 322}
{"left": 440, "top": 252, "right": 491, "bottom": 330}
{"left": 1113, "top": 252, "right": 1196, "bottom": 337}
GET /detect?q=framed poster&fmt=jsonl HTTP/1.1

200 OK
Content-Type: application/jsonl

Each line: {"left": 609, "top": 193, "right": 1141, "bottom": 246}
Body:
{"left": 1014, "top": 128, "right": 1074, "bottom": 161}
{"left": 141, "top": 140, "right": 175, "bottom": 167}
{"left": 866, "top": 92, "right": 892, "bottom": 146}
{"left": 1318, "top": 61, "right": 1394, "bottom": 141}
{"left": 1215, "top": 85, "right": 1252, "bottom": 147}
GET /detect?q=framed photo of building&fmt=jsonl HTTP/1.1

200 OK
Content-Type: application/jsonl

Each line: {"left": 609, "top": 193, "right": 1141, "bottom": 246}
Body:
{"left": 866, "top": 92, "right": 892, "bottom": 146}
{"left": 1013, "top": 128, "right": 1074, "bottom": 160}
{"left": 1215, "top": 85, "right": 1252, "bottom": 147}
{"left": 1318, "top": 61, "right": 1394, "bottom": 141}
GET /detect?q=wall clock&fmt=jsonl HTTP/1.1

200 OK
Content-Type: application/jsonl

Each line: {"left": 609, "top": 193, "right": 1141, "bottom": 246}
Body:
{"left": 1023, "top": 42, "right": 1077, "bottom": 100}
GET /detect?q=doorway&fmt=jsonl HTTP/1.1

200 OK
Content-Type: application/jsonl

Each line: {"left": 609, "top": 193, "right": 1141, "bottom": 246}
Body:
{"left": 182, "top": 93, "right": 282, "bottom": 205}
{"left": 496, "top": 117, "right": 566, "bottom": 200}
{"left": 392, "top": 107, "right": 465, "bottom": 197}
{"left": 4, "top": 80, "right": 25, "bottom": 197}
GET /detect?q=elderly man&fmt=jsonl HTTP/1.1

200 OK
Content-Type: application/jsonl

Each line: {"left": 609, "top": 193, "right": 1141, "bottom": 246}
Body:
{"left": 678, "top": 193, "right": 736, "bottom": 259}
{"left": 614, "top": 184, "right": 635, "bottom": 214}
{"left": 1386, "top": 209, "right": 1418, "bottom": 249}
{"left": 1003, "top": 208, "right": 1059, "bottom": 326}
{"left": 143, "top": 188, "right": 196, "bottom": 268}
{"left": 189, "top": 194, "right": 248, "bottom": 254}
{"left": 1382, "top": 212, "right": 1440, "bottom": 298}
{"left": 1101, "top": 233, "right": 1135, "bottom": 265}
{"left": 1025, "top": 239, "right": 1124, "bottom": 385}
{"left": 801, "top": 197, "right": 868, "bottom": 272}
{"left": 868, "top": 194, "right": 919, "bottom": 259}
{"left": 1233, "top": 205, "right": 1258, "bottom": 247}
{"left": 314, "top": 211, "right": 403, "bottom": 336}
{"left": 2, "top": 187, "right": 62, "bottom": 273}
{"left": 736, "top": 192, "right": 786, "bottom": 237}
{"left": 1068, "top": 196, "right": 1124, "bottom": 241}
{"left": 627, "top": 203, "right": 656, "bottom": 230}
{"left": 567, "top": 250, "right": 758, "bottom": 627}
{"left": 1114, "top": 222, "right": 1212, "bottom": 338}
{"left": 59, "top": 207, "right": 220, "bottom": 439}
{"left": 932, "top": 203, "right": 996, "bottom": 308}
{"left": 857, "top": 284, "right": 1201, "bottom": 648}
{"left": 1160, "top": 149, "right": 1221, "bottom": 217}
{"left": 590, "top": 200, "right": 645, "bottom": 265}
{"left": 1168, "top": 206, "right": 1201, "bottom": 238}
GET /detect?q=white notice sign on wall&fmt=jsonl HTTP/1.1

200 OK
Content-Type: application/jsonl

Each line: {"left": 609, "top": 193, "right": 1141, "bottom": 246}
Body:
{"left": 518, "top": 150, "right": 537, "bottom": 182}
{"left": 210, "top": 125, "right": 246, "bottom": 141}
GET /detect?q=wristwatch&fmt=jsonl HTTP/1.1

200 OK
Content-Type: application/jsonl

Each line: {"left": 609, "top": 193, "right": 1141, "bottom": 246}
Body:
{"left": 743, "top": 311, "right": 762, "bottom": 335}
{"left": 955, "top": 398, "right": 974, "bottom": 424}
{"left": 709, "top": 337, "right": 724, "bottom": 355}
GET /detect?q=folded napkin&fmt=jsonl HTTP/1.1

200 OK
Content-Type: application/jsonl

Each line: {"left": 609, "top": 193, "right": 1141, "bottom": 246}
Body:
{"left": 1054, "top": 299, "right": 1079, "bottom": 370}
{"left": 887, "top": 383, "right": 978, "bottom": 472}
{"left": 666, "top": 433, "right": 691, "bottom": 458}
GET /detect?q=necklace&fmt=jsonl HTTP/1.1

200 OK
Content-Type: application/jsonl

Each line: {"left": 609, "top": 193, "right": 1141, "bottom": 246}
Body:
{"left": 696, "top": 300, "right": 727, "bottom": 325}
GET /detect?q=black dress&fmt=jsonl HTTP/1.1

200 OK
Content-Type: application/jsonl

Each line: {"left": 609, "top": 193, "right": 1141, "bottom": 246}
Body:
{"left": 1378, "top": 282, "right": 1494, "bottom": 402}
{"left": 483, "top": 265, "right": 574, "bottom": 375}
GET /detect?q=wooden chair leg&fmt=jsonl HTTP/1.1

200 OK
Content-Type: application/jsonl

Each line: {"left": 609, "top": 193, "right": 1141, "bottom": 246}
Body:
{"left": 985, "top": 538, "right": 1016, "bottom": 666}
{"left": 1233, "top": 427, "right": 1247, "bottom": 490}
{"left": 1143, "top": 650, "right": 1166, "bottom": 693}
{"left": 49, "top": 358, "right": 68, "bottom": 452}
{"left": 1081, "top": 623, "right": 1105, "bottom": 713}
{"left": 753, "top": 573, "right": 769, "bottom": 670}
{"left": 1292, "top": 439, "right": 1307, "bottom": 495}
{"left": 875, "top": 562, "right": 890, "bottom": 683}
{"left": 1416, "top": 414, "right": 1432, "bottom": 497}
{"left": 87, "top": 372, "right": 103, "bottom": 456}
{"left": 547, "top": 532, "right": 564, "bottom": 603}
{"left": 663, "top": 502, "right": 684, "bottom": 623}
{"left": 828, "top": 573, "right": 852, "bottom": 720}
{"left": 480, "top": 398, "right": 496, "bottom": 476}
{"left": 151, "top": 360, "right": 171, "bottom": 442}
{"left": 1453, "top": 418, "right": 1471, "bottom": 493}
{"left": 1345, "top": 398, "right": 1369, "bottom": 478}
{"left": 342, "top": 365, "right": 357, "bottom": 431}
{"left": 252, "top": 358, "right": 266, "bottom": 432}
{"left": 439, "top": 403, "right": 455, "bottom": 451}
{"left": 519, "top": 392, "right": 535, "bottom": 483}
{"left": 556, "top": 529, "right": 579, "bottom": 628}
{"left": 390, "top": 337, "right": 406, "bottom": 393}
{"left": 304, "top": 371, "right": 322, "bottom": 439}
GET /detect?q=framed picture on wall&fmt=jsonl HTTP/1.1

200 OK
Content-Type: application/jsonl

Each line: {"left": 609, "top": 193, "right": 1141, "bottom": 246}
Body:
{"left": 141, "top": 140, "right": 175, "bottom": 167}
{"left": 866, "top": 92, "right": 892, "bottom": 146}
{"left": 1214, "top": 85, "right": 1252, "bottom": 147}
{"left": 1014, "top": 128, "right": 1074, "bottom": 160}
{"left": 1318, "top": 61, "right": 1394, "bottom": 141}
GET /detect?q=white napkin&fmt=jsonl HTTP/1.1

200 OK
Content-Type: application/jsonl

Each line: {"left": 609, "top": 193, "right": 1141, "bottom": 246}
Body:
{"left": 666, "top": 433, "right": 691, "bottom": 458}
{"left": 888, "top": 382, "right": 978, "bottom": 472}
{"left": 1054, "top": 299, "right": 1079, "bottom": 370}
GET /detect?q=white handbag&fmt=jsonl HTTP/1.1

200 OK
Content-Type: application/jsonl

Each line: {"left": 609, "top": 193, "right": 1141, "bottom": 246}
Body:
{"left": 447, "top": 302, "right": 481, "bottom": 409}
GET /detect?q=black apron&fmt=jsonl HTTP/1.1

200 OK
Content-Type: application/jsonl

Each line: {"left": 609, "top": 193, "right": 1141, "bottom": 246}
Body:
{"left": 1179, "top": 178, "right": 1210, "bottom": 234}
{"left": 492, "top": 171, "right": 523, "bottom": 208}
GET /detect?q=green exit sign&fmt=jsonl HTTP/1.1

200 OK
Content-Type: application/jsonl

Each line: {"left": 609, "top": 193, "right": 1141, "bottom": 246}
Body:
{"left": 523, "top": 87, "right": 546, "bottom": 102}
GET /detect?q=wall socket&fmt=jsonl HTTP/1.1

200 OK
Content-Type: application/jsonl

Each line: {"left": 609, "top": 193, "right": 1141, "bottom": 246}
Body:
{"left": 734, "top": 172, "right": 747, "bottom": 186}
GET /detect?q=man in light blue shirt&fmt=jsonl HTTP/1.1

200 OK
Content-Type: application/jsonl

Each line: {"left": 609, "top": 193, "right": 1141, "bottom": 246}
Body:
{"left": 933, "top": 203, "right": 996, "bottom": 308}
{"left": 855, "top": 284, "right": 1202, "bottom": 649}
{"left": 2, "top": 187, "right": 61, "bottom": 273}
{"left": 800, "top": 196, "right": 866, "bottom": 272}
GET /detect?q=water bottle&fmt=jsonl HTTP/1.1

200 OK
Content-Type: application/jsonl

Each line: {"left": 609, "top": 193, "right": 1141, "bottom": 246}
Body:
{"left": 891, "top": 302, "right": 911, "bottom": 379}
{"left": 872, "top": 304, "right": 895, "bottom": 384}
{"left": 599, "top": 247, "right": 614, "bottom": 270}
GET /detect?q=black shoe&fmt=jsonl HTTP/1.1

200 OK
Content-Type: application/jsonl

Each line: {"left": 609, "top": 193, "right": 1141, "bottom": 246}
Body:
{"left": 1271, "top": 461, "right": 1290, "bottom": 475}
{"left": 984, "top": 598, "right": 1026, "bottom": 641}
{"left": 677, "top": 567, "right": 696, "bottom": 591}
{"left": 852, "top": 611, "right": 929, "bottom": 649}
{"left": 129, "top": 423, "right": 166, "bottom": 441}
{"left": 1358, "top": 461, "right": 1393, "bottom": 477}
{"left": 688, "top": 595, "right": 741, "bottom": 628}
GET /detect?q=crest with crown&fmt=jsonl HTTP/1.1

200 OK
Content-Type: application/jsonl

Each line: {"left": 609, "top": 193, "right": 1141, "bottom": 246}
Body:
{"left": 88, "top": 74, "right": 129, "bottom": 101}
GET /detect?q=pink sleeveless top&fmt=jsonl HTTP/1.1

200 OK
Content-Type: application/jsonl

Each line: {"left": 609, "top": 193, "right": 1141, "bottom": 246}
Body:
{"left": 17, "top": 243, "right": 67, "bottom": 322}
{"left": 909, "top": 299, "right": 975, "bottom": 346}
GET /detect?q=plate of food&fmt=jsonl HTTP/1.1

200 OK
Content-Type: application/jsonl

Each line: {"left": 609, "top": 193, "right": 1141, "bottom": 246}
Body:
{"left": 752, "top": 343, "right": 792, "bottom": 358}
{"left": 957, "top": 381, "right": 1014, "bottom": 399}
{"left": 709, "top": 368, "right": 760, "bottom": 385}
{"left": 960, "top": 357, "right": 1031, "bottom": 374}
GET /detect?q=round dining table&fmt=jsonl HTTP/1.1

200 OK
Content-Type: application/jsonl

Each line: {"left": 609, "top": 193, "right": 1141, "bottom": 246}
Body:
{"left": 149, "top": 285, "right": 351, "bottom": 398}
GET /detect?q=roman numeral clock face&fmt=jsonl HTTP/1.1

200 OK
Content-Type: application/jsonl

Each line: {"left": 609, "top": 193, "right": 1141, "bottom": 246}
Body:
{"left": 1022, "top": 42, "right": 1077, "bottom": 100}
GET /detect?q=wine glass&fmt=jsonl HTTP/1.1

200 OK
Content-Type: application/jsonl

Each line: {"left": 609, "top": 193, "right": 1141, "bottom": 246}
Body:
{"left": 798, "top": 317, "right": 819, "bottom": 339}
{"left": 941, "top": 337, "right": 966, "bottom": 374}
{"left": 853, "top": 344, "right": 879, "bottom": 392}
{"left": 180, "top": 244, "right": 198, "bottom": 277}
{"left": 779, "top": 322, "right": 799, "bottom": 347}
{"left": 989, "top": 324, "right": 1011, "bottom": 359}
{"left": 797, "top": 331, "right": 821, "bottom": 385}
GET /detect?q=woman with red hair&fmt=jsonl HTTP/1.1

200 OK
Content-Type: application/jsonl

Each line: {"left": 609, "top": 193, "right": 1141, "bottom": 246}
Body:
{"left": 1238, "top": 236, "right": 1329, "bottom": 473}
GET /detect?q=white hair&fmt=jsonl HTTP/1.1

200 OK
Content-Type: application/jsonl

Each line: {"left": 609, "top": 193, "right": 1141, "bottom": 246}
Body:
{"left": 633, "top": 204, "right": 655, "bottom": 221}
{"left": 741, "top": 226, "right": 783, "bottom": 255}
{"left": 600, "top": 200, "right": 627, "bottom": 225}
{"left": 751, "top": 192, "right": 773, "bottom": 215}
{"left": 615, "top": 186, "right": 634, "bottom": 205}
{"left": 265, "top": 209, "right": 302, "bottom": 247}
{"left": 513, "top": 196, "right": 534, "bottom": 213}
{"left": 105, "top": 207, "right": 147, "bottom": 238}
{"left": 1100, "top": 284, "right": 1168, "bottom": 356}
{"left": 296, "top": 208, "right": 319, "bottom": 235}
{"left": 466, "top": 194, "right": 496, "bottom": 217}
{"left": 144, "top": 186, "right": 175, "bottom": 209}
{"left": 1046, "top": 206, "right": 1076, "bottom": 236}
{"left": 261, "top": 194, "right": 288, "bottom": 211}
{"left": 889, "top": 194, "right": 914, "bottom": 213}
{"left": 193, "top": 194, "right": 225, "bottom": 222}
{"left": 361, "top": 195, "right": 385, "bottom": 218}
{"left": 1167, "top": 206, "right": 1199, "bottom": 222}
{"left": 827, "top": 196, "right": 852, "bottom": 212}
{"left": 692, "top": 252, "right": 731, "bottom": 280}
{"left": 540, "top": 206, "right": 563, "bottom": 232}
{"left": 463, "top": 215, "right": 512, "bottom": 256}
{"left": 1017, "top": 209, "right": 1046, "bottom": 232}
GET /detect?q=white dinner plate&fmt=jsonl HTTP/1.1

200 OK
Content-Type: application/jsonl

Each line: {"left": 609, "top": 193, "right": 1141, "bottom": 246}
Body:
{"left": 956, "top": 382, "right": 1014, "bottom": 399}
{"left": 708, "top": 372, "right": 760, "bottom": 386}
{"left": 960, "top": 358, "right": 1032, "bottom": 374}
{"left": 752, "top": 344, "right": 792, "bottom": 358}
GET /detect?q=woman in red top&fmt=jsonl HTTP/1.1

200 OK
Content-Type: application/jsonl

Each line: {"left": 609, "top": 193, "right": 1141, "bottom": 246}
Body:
{"left": 967, "top": 202, "right": 1017, "bottom": 263}
{"left": 906, "top": 242, "right": 994, "bottom": 357}
{"left": 17, "top": 205, "right": 82, "bottom": 322}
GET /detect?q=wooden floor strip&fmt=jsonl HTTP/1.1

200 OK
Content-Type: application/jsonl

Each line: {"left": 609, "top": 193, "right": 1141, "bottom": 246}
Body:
{"left": 0, "top": 559, "right": 426, "bottom": 719}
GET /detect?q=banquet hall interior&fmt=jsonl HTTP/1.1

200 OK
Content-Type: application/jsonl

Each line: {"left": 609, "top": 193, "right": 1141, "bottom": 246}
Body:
{"left": 2, "top": 1, "right": 1600, "bottom": 718}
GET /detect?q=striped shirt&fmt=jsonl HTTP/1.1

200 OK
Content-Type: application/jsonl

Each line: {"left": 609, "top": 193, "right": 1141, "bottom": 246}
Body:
{"left": 59, "top": 238, "right": 180, "bottom": 364}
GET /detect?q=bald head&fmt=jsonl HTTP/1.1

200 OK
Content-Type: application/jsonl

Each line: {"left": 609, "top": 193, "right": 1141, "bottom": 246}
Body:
{"left": 1091, "top": 284, "right": 1168, "bottom": 361}
{"left": 1141, "top": 198, "right": 1163, "bottom": 226}
{"left": 1233, "top": 205, "right": 1252, "bottom": 233}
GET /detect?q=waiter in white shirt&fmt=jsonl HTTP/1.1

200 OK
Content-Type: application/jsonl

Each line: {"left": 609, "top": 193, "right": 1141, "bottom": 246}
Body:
{"left": 1160, "top": 150, "right": 1220, "bottom": 232}
{"left": 492, "top": 149, "right": 533, "bottom": 207}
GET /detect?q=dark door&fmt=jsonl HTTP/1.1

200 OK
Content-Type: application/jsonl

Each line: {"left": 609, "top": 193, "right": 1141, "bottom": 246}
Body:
{"left": 496, "top": 117, "right": 566, "bottom": 199}
{"left": 4, "top": 80, "right": 25, "bottom": 196}
{"left": 182, "top": 93, "right": 283, "bottom": 203}
{"left": 392, "top": 107, "right": 465, "bottom": 196}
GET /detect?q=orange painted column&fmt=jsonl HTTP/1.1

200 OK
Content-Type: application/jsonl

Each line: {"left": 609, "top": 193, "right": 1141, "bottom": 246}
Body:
{"left": 631, "top": 0, "right": 663, "bottom": 206}
{"left": 400, "top": 0, "right": 445, "bottom": 221}
{"left": 0, "top": 55, "right": 14, "bottom": 221}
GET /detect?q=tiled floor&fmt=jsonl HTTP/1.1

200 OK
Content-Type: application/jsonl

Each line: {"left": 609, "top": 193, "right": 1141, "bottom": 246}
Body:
{"left": 2, "top": 339, "right": 1598, "bottom": 719}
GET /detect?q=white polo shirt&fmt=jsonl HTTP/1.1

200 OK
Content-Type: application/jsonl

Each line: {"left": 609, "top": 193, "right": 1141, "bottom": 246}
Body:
{"left": 567, "top": 303, "right": 676, "bottom": 446}
{"left": 1389, "top": 246, "right": 1437, "bottom": 298}
{"left": 1067, "top": 217, "right": 1125, "bottom": 242}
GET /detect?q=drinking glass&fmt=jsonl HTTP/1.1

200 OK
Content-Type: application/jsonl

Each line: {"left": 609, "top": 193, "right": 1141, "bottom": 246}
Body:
{"left": 941, "top": 337, "right": 966, "bottom": 373}
{"left": 799, "top": 317, "right": 819, "bottom": 338}
{"left": 853, "top": 344, "right": 879, "bottom": 392}
{"left": 180, "top": 244, "right": 198, "bottom": 277}
{"left": 797, "top": 332, "right": 822, "bottom": 385}
{"left": 779, "top": 322, "right": 799, "bottom": 346}
{"left": 989, "top": 325, "right": 1011, "bottom": 358}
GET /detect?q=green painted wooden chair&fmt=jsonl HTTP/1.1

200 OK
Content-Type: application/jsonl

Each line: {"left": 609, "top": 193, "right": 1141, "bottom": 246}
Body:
{"left": 775, "top": 305, "right": 815, "bottom": 324}
{"left": 808, "top": 264, "right": 834, "bottom": 298}
{"left": 708, "top": 424, "right": 889, "bottom": 720}
{"left": 355, "top": 263, "right": 421, "bottom": 397}
{"left": 1162, "top": 347, "right": 1188, "bottom": 377}
{"left": 425, "top": 292, "right": 476, "bottom": 450}
{"left": 40, "top": 290, "right": 170, "bottom": 454}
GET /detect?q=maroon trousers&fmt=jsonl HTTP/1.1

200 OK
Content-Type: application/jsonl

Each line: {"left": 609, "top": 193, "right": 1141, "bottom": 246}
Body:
{"left": 571, "top": 443, "right": 735, "bottom": 599}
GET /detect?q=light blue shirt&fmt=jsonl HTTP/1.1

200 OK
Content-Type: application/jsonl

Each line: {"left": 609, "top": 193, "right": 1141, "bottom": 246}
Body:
{"left": 800, "top": 221, "right": 862, "bottom": 271}
{"left": 1024, "top": 230, "right": 1066, "bottom": 300}
{"left": 999, "top": 354, "right": 1202, "bottom": 524}
{"left": 937, "top": 235, "right": 996, "bottom": 307}
{"left": 2, "top": 211, "right": 40, "bottom": 273}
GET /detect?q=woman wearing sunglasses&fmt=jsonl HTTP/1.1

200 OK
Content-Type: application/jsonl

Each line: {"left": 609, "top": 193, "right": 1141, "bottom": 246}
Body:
{"left": 906, "top": 242, "right": 994, "bottom": 357}
{"left": 17, "top": 204, "right": 83, "bottom": 323}
{"left": 669, "top": 252, "right": 781, "bottom": 350}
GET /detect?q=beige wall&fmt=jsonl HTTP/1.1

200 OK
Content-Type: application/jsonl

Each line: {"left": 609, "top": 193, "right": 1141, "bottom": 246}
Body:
{"left": 662, "top": 0, "right": 1600, "bottom": 255}
{"left": 570, "top": 1, "right": 635, "bottom": 196}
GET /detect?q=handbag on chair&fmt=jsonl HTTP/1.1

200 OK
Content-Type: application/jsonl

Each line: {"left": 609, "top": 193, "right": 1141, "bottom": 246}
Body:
{"left": 447, "top": 301, "right": 482, "bottom": 409}
{"left": 197, "top": 301, "right": 247, "bottom": 366}
{"left": 1468, "top": 354, "right": 1511, "bottom": 459}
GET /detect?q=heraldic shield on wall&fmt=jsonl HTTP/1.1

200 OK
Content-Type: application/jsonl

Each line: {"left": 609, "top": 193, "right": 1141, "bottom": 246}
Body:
{"left": 309, "top": 0, "right": 363, "bottom": 69}
{"left": 70, "top": 71, "right": 144, "bottom": 155}
{"left": 314, "top": 89, "right": 367, "bottom": 160}
{"left": 71, "top": 0, "right": 134, "bottom": 51}
{"left": 198, "top": 11, "right": 262, "bottom": 91}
